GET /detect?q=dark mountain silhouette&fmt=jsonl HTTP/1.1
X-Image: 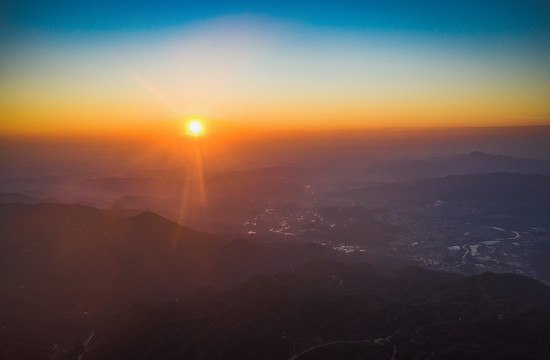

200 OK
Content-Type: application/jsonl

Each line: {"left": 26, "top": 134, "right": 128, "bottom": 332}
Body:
{"left": 334, "top": 172, "right": 550, "bottom": 213}
{"left": 0, "top": 203, "right": 333, "bottom": 359}
{"left": 0, "top": 192, "right": 42, "bottom": 204}
{"left": 365, "top": 158, "right": 444, "bottom": 181}
{"left": 78, "top": 166, "right": 315, "bottom": 200}
{"left": 70, "top": 259, "right": 550, "bottom": 360}
{"left": 431, "top": 151, "right": 550, "bottom": 176}
{"left": 205, "top": 166, "right": 316, "bottom": 181}
{"left": 365, "top": 151, "right": 550, "bottom": 181}
{"left": 78, "top": 177, "right": 157, "bottom": 195}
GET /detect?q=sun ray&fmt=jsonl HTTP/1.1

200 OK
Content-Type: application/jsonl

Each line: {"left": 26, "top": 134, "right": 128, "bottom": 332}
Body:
{"left": 125, "top": 67, "right": 182, "bottom": 115}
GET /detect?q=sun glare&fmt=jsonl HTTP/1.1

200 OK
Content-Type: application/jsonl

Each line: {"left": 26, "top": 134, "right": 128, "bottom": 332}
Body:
{"left": 189, "top": 120, "right": 202, "bottom": 135}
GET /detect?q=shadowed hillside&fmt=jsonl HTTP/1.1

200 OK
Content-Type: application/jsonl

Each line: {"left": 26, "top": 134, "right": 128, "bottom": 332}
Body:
{"left": 0, "top": 203, "right": 333, "bottom": 359}
{"left": 70, "top": 259, "right": 550, "bottom": 360}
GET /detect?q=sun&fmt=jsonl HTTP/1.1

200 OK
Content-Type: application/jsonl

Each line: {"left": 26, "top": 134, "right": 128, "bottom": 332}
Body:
{"left": 188, "top": 120, "right": 202, "bottom": 135}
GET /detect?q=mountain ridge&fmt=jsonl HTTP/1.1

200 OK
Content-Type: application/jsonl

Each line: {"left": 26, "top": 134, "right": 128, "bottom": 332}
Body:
{"left": 73, "top": 259, "right": 550, "bottom": 360}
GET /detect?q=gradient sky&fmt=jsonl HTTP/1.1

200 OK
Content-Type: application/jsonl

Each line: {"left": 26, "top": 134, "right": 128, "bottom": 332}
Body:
{"left": 1, "top": 0, "right": 550, "bottom": 136}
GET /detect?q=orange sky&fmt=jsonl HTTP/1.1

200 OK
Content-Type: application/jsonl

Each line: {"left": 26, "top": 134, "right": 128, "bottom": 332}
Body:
{"left": 1, "top": 16, "right": 549, "bottom": 139}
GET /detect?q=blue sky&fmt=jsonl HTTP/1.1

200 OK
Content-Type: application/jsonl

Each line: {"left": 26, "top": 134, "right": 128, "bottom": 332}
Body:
{"left": 2, "top": 0, "right": 550, "bottom": 36}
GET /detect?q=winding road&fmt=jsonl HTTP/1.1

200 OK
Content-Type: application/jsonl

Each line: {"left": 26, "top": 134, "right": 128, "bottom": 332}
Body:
{"left": 288, "top": 329, "right": 400, "bottom": 360}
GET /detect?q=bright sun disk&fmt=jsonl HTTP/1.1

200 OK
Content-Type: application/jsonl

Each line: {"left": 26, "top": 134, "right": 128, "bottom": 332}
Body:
{"left": 189, "top": 120, "right": 202, "bottom": 134}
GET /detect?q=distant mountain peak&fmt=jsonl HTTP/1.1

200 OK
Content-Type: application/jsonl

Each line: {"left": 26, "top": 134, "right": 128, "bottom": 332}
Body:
{"left": 467, "top": 150, "right": 488, "bottom": 156}
{"left": 132, "top": 210, "right": 165, "bottom": 221}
